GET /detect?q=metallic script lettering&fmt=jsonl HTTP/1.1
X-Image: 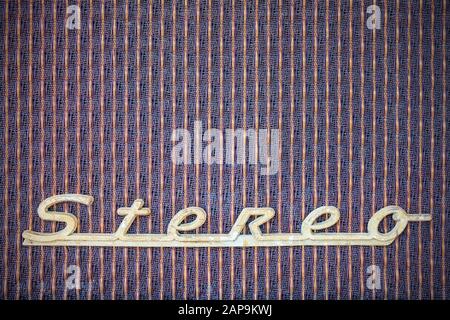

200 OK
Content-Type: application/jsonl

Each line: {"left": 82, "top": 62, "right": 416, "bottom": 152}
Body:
{"left": 22, "top": 194, "right": 431, "bottom": 247}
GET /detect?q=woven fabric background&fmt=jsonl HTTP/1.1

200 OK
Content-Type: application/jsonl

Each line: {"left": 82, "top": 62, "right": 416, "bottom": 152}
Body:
{"left": 0, "top": 0, "right": 449, "bottom": 300}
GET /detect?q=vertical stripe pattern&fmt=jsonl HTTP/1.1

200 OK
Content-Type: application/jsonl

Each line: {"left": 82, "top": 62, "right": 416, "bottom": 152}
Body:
{"left": 0, "top": 0, "right": 448, "bottom": 300}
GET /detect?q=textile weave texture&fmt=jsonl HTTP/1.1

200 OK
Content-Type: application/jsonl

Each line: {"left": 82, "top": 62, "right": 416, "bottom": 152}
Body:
{"left": 0, "top": 0, "right": 449, "bottom": 300}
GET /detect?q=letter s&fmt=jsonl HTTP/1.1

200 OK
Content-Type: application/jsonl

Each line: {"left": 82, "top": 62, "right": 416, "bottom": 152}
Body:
{"left": 22, "top": 194, "right": 94, "bottom": 243}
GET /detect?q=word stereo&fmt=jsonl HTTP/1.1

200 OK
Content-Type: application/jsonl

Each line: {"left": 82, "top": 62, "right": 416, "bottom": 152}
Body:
{"left": 22, "top": 194, "right": 431, "bottom": 248}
